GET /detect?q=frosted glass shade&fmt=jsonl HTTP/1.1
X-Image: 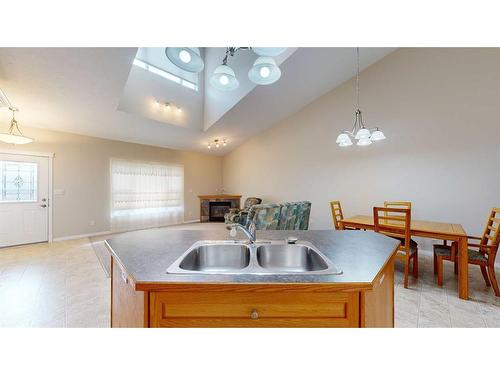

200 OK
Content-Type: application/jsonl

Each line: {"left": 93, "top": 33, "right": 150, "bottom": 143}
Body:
{"left": 355, "top": 128, "right": 371, "bottom": 140}
{"left": 248, "top": 57, "right": 281, "bottom": 85}
{"left": 252, "top": 47, "right": 287, "bottom": 57}
{"left": 370, "top": 130, "right": 386, "bottom": 141}
{"left": 357, "top": 138, "right": 372, "bottom": 146}
{"left": 165, "top": 47, "right": 204, "bottom": 73}
{"left": 339, "top": 138, "right": 353, "bottom": 147}
{"left": 210, "top": 64, "right": 239, "bottom": 91}
{"left": 0, "top": 133, "right": 33, "bottom": 144}
{"left": 336, "top": 133, "right": 350, "bottom": 144}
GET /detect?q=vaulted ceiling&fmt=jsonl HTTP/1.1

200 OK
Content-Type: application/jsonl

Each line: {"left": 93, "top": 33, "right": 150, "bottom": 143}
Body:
{"left": 0, "top": 47, "right": 395, "bottom": 154}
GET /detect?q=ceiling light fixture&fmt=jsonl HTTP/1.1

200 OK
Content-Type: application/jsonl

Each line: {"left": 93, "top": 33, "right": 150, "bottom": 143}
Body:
{"left": 0, "top": 107, "right": 33, "bottom": 145}
{"left": 207, "top": 138, "right": 228, "bottom": 149}
{"left": 336, "top": 48, "right": 386, "bottom": 147}
{"left": 209, "top": 47, "right": 286, "bottom": 91}
{"left": 248, "top": 56, "right": 281, "bottom": 85}
{"left": 165, "top": 47, "right": 286, "bottom": 91}
{"left": 154, "top": 100, "right": 183, "bottom": 113}
{"left": 210, "top": 63, "right": 239, "bottom": 91}
{"left": 165, "top": 48, "right": 204, "bottom": 73}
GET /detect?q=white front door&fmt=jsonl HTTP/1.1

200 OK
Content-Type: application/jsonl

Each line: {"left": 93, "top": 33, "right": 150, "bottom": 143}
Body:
{"left": 0, "top": 153, "right": 50, "bottom": 247}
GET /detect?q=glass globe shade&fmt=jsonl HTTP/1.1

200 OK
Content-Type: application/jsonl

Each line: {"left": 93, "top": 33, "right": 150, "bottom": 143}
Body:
{"left": 336, "top": 133, "right": 350, "bottom": 144}
{"left": 357, "top": 138, "right": 372, "bottom": 146}
{"left": 370, "top": 130, "right": 386, "bottom": 141}
{"left": 355, "top": 128, "right": 371, "bottom": 140}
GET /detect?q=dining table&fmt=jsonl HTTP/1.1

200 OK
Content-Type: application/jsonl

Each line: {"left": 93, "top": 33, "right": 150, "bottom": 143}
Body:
{"left": 339, "top": 215, "right": 469, "bottom": 300}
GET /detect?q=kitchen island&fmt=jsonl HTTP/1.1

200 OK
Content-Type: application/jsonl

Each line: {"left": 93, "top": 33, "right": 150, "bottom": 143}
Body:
{"left": 105, "top": 229, "right": 399, "bottom": 328}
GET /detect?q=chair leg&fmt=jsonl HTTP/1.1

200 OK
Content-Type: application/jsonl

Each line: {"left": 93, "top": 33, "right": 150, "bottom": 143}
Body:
{"left": 412, "top": 252, "right": 418, "bottom": 278}
{"left": 454, "top": 260, "right": 458, "bottom": 275}
{"left": 480, "top": 265, "right": 491, "bottom": 287}
{"left": 403, "top": 254, "right": 410, "bottom": 289}
{"left": 437, "top": 256, "right": 444, "bottom": 286}
{"left": 487, "top": 264, "right": 500, "bottom": 297}
{"left": 433, "top": 253, "right": 438, "bottom": 275}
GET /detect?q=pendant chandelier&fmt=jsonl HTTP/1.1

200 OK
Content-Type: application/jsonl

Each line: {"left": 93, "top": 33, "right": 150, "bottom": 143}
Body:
{"left": 0, "top": 89, "right": 33, "bottom": 145}
{"left": 336, "top": 48, "right": 386, "bottom": 147}
{"left": 165, "top": 47, "right": 286, "bottom": 91}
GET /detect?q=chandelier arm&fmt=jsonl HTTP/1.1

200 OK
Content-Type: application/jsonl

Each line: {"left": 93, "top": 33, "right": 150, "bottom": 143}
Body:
{"left": 222, "top": 47, "right": 252, "bottom": 65}
{"left": 358, "top": 109, "right": 366, "bottom": 129}
{"left": 13, "top": 119, "right": 24, "bottom": 136}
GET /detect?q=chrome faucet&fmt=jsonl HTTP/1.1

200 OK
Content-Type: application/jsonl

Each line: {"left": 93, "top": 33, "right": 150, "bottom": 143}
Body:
{"left": 226, "top": 223, "right": 256, "bottom": 243}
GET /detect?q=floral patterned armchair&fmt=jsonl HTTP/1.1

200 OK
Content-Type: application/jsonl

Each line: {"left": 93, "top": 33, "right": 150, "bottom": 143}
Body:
{"left": 246, "top": 203, "right": 282, "bottom": 229}
{"left": 244, "top": 201, "right": 311, "bottom": 230}
{"left": 224, "top": 197, "right": 262, "bottom": 225}
{"left": 278, "top": 201, "right": 311, "bottom": 230}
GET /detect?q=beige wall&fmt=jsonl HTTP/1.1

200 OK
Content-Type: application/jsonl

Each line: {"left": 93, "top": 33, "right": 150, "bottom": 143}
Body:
{"left": 1, "top": 127, "right": 222, "bottom": 238}
{"left": 222, "top": 48, "right": 500, "bottom": 246}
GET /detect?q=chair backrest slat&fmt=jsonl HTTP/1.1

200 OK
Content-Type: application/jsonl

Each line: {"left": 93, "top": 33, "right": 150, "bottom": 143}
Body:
{"left": 330, "top": 200, "right": 344, "bottom": 230}
{"left": 482, "top": 208, "right": 500, "bottom": 247}
{"left": 383, "top": 201, "right": 412, "bottom": 226}
{"left": 374, "top": 207, "right": 411, "bottom": 250}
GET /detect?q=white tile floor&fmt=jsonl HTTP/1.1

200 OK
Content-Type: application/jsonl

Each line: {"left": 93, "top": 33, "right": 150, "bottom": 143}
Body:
{"left": 0, "top": 239, "right": 109, "bottom": 327}
{"left": 394, "top": 254, "right": 500, "bottom": 327}
{"left": 1, "top": 233, "right": 499, "bottom": 328}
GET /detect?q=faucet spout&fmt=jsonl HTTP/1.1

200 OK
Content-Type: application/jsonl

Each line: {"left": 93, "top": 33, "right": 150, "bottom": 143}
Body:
{"left": 226, "top": 223, "right": 256, "bottom": 243}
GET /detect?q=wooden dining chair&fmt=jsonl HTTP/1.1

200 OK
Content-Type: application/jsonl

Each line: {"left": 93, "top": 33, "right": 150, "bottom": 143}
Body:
{"left": 330, "top": 201, "right": 344, "bottom": 230}
{"left": 374, "top": 207, "right": 418, "bottom": 288}
{"left": 330, "top": 201, "right": 358, "bottom": 230}
{"left": 433, "top": 208, "right": 500, "bottom": 296}
{"left": 383, "top": 201, "right": 419, "bottom": 250}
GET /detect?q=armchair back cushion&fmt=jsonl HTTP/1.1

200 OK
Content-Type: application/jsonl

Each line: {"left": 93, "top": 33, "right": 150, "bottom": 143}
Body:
{"left": 246, "top": 204, "right": 282, "bottom": 230}
{"left": 295, "top": 201, "right": 312, "bottom": 230}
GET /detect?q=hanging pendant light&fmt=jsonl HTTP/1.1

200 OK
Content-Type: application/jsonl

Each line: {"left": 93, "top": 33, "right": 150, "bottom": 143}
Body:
{"left": 210, "top": 63, "right": 239, "bottom": 91}
{"left": 0, "top": 108, "right": 33, "bottom": 145}
{"left": 336, "top": 48, "right": 386, "bottom": 147}
{"left": 248, "top": 56, "right": 281, "bottom": 85}
{"left": 252, "top": 47, "right": 287, "bottom": 57}
{"left": 165, "top": 47, "right": 204, "bottom": 73}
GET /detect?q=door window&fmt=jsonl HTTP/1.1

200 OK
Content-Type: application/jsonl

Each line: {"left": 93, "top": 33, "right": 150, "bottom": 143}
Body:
{"left": 0, "top": 160, "right": 38, "bottom": 202}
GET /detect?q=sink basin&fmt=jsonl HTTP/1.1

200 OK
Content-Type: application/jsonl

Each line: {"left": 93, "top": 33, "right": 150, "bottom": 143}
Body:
{"left": 256, "top": 244, "right": 328, "bottom": 272}
{"left": 166, "top": 240, "right": 342, "bottom": 275}
{"left": 179, "top": 244, "right": 250, "bottom": 272}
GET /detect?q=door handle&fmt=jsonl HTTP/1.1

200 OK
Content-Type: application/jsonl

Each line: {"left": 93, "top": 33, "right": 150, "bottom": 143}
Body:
{"left": 40, "top": 204, "right": 47, "bottom": 208}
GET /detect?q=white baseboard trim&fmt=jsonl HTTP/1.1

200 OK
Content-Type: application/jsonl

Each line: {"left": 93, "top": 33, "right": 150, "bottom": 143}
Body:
{"left": 53, "top": 231, "right": 112, "bottom": 242}
{"left": 183, "top": 219, "right": 201, "bottom": 224}
{"left": 52, "top": 221, "right": 201, "bottom": 242}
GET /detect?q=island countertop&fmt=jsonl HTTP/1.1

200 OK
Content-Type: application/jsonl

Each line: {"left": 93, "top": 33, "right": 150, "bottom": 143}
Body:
{"left": 105, "top": 228, "right": 399, "bottom": 289}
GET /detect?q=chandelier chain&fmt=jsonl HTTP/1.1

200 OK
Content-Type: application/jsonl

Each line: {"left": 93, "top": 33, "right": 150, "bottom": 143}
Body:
{"left": 356, "top": 47, "right": 360, "bottom": 110}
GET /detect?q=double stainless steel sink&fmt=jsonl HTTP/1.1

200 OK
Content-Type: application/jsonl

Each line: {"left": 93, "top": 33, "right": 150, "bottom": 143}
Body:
{"left": 166, "top": 240, "right": 342, "bottom": 275}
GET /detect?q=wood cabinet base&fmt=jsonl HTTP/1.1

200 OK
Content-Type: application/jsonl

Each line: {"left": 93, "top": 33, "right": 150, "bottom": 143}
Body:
{"left": 111, "top": 257, "right": 394, "bottom": 328}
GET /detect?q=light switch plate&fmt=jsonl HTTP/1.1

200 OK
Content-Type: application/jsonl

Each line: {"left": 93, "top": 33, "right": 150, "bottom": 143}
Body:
{"left": 54, "top": 188, "right": 65, "bottom": 195}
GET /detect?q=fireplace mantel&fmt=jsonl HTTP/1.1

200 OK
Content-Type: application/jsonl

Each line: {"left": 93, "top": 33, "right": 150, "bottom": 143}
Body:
{"left": 198, "top": 194, "right": 242, "bottom": 200}
{"left": 198, "top": 195, "right": 242, "bottom": 222}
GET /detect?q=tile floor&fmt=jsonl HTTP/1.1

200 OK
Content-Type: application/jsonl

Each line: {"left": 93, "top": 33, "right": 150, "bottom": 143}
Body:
{"left": 394, "top": 254, "right": 500, "bottom": 327}
{"left": 0, "top": 238, "right": 109, "bottom": 327}
{"left": 1, "top": 232, "right": 499, "bottom": 327}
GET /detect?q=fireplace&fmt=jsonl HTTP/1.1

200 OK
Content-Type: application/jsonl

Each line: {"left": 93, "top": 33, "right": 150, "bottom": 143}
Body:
{"left": 198, "top": 195, "right": 241, "bottom": 223}
{"left": 209, "top": 201, "right": 231, "bottom": 222}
